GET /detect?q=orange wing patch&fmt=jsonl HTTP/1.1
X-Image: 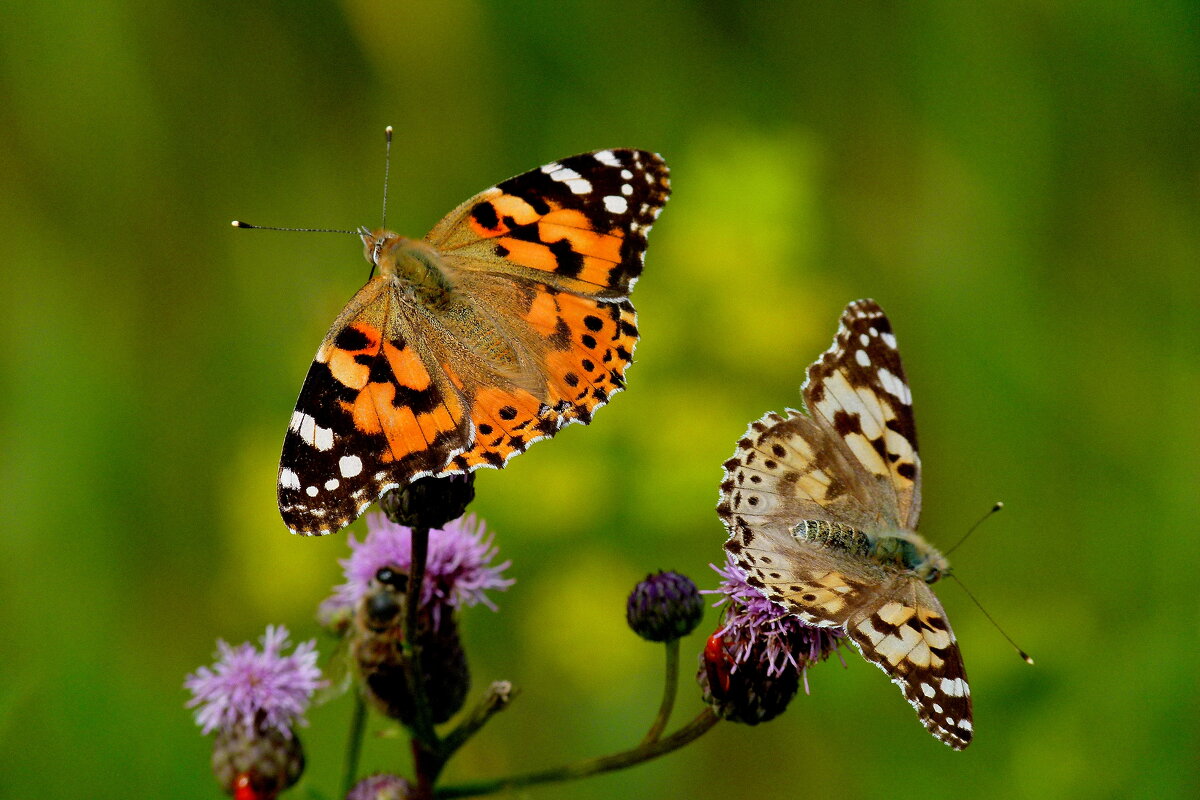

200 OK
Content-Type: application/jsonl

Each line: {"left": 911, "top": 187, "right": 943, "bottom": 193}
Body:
{"left": 434, "top": 150, "right": 669, "bottom": 296}
{"left": 441, "top": 386, "right": 556, "bottom": 472}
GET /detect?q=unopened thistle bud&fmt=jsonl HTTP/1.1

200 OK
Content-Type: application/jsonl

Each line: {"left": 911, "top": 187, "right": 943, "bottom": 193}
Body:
{"left": 626, "top": 570, "right": 704, "bottom": 642}
{"left": 380, "top": 473, "right": 476, "bottom": 530}
{"left": 211, "top": 722, "right": 304, "bottom": 798}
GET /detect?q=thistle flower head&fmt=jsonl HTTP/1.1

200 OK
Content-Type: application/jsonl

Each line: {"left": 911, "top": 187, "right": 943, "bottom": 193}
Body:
{"left": 328, "top": 512, "right": 513, "bottom": 629}
{"left": 698, "top": 554, "right": 845, "bottom": 724}
{"left": 184, "top": 625, "right": 324, "bottom": 738}
{"left": 706, "top": 552, "right": 844, "bottom": 679}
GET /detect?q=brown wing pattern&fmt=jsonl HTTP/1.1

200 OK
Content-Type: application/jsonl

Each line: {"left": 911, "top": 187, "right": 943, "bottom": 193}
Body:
{"left": 804, "top": 298, "right": 921, "bottom": 530}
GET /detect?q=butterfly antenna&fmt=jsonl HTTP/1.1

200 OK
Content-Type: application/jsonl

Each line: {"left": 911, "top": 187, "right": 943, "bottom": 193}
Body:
{"left": 949, "top": 574, "right": 1034, "bottom": 665}
{"left": 380, "top": 125, "right": 393, "bottom": 230}
{"left": 945, "top": 501, "right": 1004, "bottom": 556}
{"left": 231, "top": 221, "right": 360, "bottom": 235}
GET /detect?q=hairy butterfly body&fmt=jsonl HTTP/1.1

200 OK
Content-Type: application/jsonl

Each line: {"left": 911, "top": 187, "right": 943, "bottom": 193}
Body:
{"left": 278, "top": 150, "right": 670, "bottom": 535}
{"left": 717, "top": 299, "right": 973, "bottom": 749}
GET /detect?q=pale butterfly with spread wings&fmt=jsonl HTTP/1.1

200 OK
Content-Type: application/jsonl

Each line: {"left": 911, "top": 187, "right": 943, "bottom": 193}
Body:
{"left": 717, "top": 298, "right": 973, "bottom": 749}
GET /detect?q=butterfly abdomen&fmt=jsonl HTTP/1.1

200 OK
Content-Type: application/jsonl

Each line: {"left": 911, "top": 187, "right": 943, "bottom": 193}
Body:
{"left": 792, "top": 519, "right": 871, "bottom": 557}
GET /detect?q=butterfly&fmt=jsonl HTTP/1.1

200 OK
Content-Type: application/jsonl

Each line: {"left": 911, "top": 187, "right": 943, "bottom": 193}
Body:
{"left": 716, "top": 299, "right": 973, "bottom": 749}
{"left": 277, "top": 150, "right": 670, "bottom": 535}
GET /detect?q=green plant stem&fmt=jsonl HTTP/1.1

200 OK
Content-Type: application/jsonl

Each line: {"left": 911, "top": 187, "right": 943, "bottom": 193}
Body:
{"left": 440, "top": 681, "right": 518, "bottom": 759}
{"left": 340, "top": 690, "right": 368, "bottom": 797}
{"left": 434, "top": 708, "right": 721, "bottom": 799}
{"left": 641, "top": 638, "right": 680, "bottom": 745}
{"left": 402, "top": 525, "right": 443, "bottom": 798}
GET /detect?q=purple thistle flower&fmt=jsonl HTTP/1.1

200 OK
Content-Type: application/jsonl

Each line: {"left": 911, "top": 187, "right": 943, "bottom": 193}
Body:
{"left": 346, "top": 772, "right": 414, "bottom": 800}
{"left": 705, "top": 553, "right": 844, "bottom": 684}
{"left": 328, "top": 512, "right": 513, "bottom": 629}
{"left": 184, "top": 625, "right": 325, "bottom": 737}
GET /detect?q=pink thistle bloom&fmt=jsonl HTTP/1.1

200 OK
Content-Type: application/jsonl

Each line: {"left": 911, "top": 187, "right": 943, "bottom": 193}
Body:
{"left": 326, "top": 513, "right": 513, "bottom": 629}
{"left": 184, "top": 625, "right": 325, "bottom": 737}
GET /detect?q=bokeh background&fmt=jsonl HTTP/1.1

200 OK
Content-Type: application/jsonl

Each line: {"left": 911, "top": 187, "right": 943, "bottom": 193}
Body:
{"left": 1, "top": 2, "right": 1196, "bottom": 798}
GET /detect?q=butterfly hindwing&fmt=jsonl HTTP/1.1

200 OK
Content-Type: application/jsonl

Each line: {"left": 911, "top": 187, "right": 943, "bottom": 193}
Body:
{"left": 438, "top": 290, "right": 639, "bottom": 475}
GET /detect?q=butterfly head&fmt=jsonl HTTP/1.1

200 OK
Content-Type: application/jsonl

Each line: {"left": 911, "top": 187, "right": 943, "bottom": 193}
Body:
{"left": 871, "top": 531, "right": 950, "bottom": 585}
{"left": 359, "top": 227, "right": 399, "bottom": 269}
{"left": 360, "top": 228, "right": 451, "bottom": 293}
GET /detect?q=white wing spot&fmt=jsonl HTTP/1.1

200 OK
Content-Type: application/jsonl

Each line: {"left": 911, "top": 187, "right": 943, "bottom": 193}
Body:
{"left": 566, "top": 178, "right": 592, "bottom": 194}
{"left": 547, "top": 165, "right": 593, "bottom": 195}
{"left": 594, "top": 150, "right": 621, "bottom": 167}
{"left": 279, "top": 469, "right": 301, "bottom": 490}
{"left": 338, "top": 455, "right": 363, "bottom": 478}
{"left": 298, "top": 414, "right": 315, "bottom": 444}
{"left": 881, "top": 332, "right": 897, "bottom": 349}
{"left": 306, "top": 485, "right": 319, "bottom": 497}
{"left": 855, "top": 349, "right": 870, "bottom": 367}
{"left": 603, "top": 195, "right": 628, "bottom": 214}
{"left": 877, "top": 367, "right": 912, "bottom": 404}
{"left": 620, "top": 168, "right": 633, "bottom": 179}
{"left": 920, "top": 683, "right": 936, "bottom": 698}
{"left": 957, "top": 719, "right": 973, "bottom": 732}
{"left": 933, "top": 703, "right": 944, "bottom": 713}
{"left": 869, "top": 326, "right": 879, "bottom": 337}
{"left": 621, "top": 182, "right": 633, "bottom": 196}
{"left": 940, "top": 677, "right": 966, "bottom": 697}
{"left": 324, "top": 478, "right": 340, "bottom": 491}
{"left": 859, "top": 333, "right": 870, "bottom": 346}
{"left": 289, "top": 411, "right": 305, "bottom": 431}
{"left": 314, "top": 424, "right": 335, "bottom": 452}
{"left": 541, "top": 162, "right": 563, "bottom": 174}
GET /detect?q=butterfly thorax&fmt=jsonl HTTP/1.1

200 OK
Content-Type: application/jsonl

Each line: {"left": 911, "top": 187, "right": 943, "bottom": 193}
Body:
{"left": 361, "top": 229, "right": 454, "bottom": 304}
{"left": 792, "top": 520, "right": 948, "bottom": 584}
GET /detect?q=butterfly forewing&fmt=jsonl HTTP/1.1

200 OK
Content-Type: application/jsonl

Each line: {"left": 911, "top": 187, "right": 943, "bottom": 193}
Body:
{"left": 278, "top": 281, "right": 473, "bottom": 534}
{"left": 430, "top": 149, "right": 669, "bottom": 298}
{"left": 804, "top": 299, "right": 921, "bottom": 529}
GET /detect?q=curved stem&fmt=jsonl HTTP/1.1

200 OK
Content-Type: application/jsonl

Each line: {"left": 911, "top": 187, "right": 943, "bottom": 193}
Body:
{"left": 441, "top": 682, "right": 518, "bottom": 759}
{"left": 340, "top": 690, "right": 368, "bottom": 796}
{"left": 434, "top": 708, "right": 720, "bottom": 799}
{"left": 641, "top": 639, "right": 680, "bottom": 745}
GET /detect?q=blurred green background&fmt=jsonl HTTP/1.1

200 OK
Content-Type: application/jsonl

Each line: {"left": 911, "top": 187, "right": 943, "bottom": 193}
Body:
{"left": 1, "top": 1, "right": 1196, "bottom": 797}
